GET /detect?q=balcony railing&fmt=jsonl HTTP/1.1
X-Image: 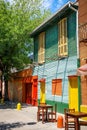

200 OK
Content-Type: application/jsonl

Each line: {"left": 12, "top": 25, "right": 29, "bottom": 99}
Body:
{"left": 79, "top": 22, "right": 87, "bottom": 42}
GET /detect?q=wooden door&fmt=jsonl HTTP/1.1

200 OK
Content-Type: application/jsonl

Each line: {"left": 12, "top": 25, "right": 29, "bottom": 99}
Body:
{"left": 25, "top": 83, "right": 32, "bottom": 104}
{"left": 40, "top": 82, "right": 45, "bottom": 103}
{"left": 69, "top": 76, "right": 78, "bottom": 111}
{"left": 32, "top": 78, "right": 38, "bottom": 106}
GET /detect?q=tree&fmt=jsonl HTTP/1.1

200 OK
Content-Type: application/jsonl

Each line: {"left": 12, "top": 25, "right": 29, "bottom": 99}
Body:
{"left": 0, "top": 0, "right": 51, "bottom": 100}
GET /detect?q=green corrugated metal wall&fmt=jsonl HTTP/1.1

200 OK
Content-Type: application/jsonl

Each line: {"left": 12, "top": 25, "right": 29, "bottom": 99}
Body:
{"left": 68, "top": 12, "right": 77, "bottom": 56}
{"left": 34, "top": 12, "right": 76, "bottom": 62}
{"left": 33, "top": 12, "right": 77, "bottom": 113}
{"left": 34, "top": 36, "right": 38, "bottom": 62}
{"left": 45, "top": 24, "right": 58, "bottom": 62}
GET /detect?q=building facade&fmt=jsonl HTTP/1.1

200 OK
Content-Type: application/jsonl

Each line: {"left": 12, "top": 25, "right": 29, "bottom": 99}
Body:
{"left": 8, "top": 66, "right": 38, "bottom": 106}
{"left": 31, "top": 2, "right": 79, "bottom": 113}
{"left": 78, "top": 0, "right": 87, "bottom": 117}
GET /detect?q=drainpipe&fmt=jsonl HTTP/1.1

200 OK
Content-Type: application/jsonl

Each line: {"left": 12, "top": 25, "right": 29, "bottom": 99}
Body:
{"left": 69, "top": 3, "right": 79, "bottom": 59}
{"left": 69, "top": 4, "right": 81, "bottom": 112}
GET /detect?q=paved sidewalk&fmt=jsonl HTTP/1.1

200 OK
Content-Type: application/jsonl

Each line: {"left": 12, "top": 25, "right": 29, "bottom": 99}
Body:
{"left": 0, "top": 102, "right": 87, "bottom": 130}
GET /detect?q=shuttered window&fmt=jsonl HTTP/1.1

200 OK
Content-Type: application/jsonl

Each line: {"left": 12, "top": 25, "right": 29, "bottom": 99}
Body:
{"left": 38, "top": 32, "right": 45, "bottom": 64}
{"left": 58, "top": 18, "right": 68, "bottom": 57}
{"left": 52, "top": 79, "right": 62, "bottom": 96}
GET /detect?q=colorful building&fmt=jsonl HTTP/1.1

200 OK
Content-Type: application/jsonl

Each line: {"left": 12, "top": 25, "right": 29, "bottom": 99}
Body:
{"left": 77, "top": 0, "right": 87, "bottom": 117}
{"left": 30, "top": 2, "right": 79, "bottom": 113}
{"left": 8, "top": 66, "right": 38, "bottom": 106}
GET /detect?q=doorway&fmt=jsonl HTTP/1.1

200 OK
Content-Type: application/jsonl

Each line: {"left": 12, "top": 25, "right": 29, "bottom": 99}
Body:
{"left": 40, "top": 82, "right": 45, "bottom": 103}
{"left": 25, "top": 83, "right": 32, "bottom": 104}
{"left": 68, "top": 76, "right": 78, "bottom": 111}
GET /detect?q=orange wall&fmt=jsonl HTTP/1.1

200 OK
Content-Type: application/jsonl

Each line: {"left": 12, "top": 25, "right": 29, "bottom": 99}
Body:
{"left": 8, "top": 67, "right": 33, "bottom": 102}
{"left": 78, "top": 0, "right": 87, "bottom": 106}
{"left": 78, "top": 0, "right": 87, "bottom": 24}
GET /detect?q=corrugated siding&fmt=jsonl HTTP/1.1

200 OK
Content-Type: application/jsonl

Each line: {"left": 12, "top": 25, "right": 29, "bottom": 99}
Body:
{"left": 68, "top": 12, "right": 77, "bottom": 56}
{"left": 45, "top": 24, "right": 58, "bottom": 62}
{"left": 33, "top": 56, "right": 77, "bottom": 104}
{"left": 34, "top": 36, "right": 38, "bottom": 62}
{"left": 33, "top": 12, "right": 77, "bottom": 107}
{"left": 34, "top": 12, "right": 77, "bottom": 62}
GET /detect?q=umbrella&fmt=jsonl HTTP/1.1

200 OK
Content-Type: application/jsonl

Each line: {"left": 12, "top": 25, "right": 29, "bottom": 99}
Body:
{"left": 77, "top": 64, "right": 87, "bottom": 76}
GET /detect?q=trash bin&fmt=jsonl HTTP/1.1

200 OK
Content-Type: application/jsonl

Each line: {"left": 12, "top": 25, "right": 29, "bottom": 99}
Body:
{"left": 57, "top": 115, "right": 63, "bottom": 128}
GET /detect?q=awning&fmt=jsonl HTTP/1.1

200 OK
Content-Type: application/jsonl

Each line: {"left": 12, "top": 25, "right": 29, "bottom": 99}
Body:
{"left": 77, "top": 64, "right": 87, "bottom": 76}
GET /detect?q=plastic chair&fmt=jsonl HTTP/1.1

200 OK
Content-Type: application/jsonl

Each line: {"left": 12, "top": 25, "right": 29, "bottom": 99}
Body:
{"left": 64, "top": 108, "right": 76, "bottom": 130}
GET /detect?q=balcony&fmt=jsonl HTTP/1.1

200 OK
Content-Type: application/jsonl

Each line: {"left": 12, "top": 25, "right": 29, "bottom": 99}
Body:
{"left": 79, "top": 22, "right": 87, "bottom": 43}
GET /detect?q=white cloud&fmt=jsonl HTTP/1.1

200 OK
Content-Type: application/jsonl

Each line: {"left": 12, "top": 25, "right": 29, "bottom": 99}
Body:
{"left": 42, "top": 0, "right": 75, "bottom": 13}
{"left": 42, "top": 0, "right": 64, "bottom": 12}
{"left": 42, "top": 0, "right": 54, "bottom": 9}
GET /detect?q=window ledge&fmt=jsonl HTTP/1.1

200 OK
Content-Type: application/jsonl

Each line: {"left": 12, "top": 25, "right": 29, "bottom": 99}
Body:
{"left": 58, "top": 55, "right": 68, "bottom": 60}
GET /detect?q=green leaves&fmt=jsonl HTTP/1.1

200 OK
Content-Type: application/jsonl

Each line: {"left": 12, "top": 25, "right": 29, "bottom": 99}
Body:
{"left": 0, "top": 0, "right": 51, "bottom": 99}
{"left": 0, "top": 0, "right": 51, "bottom": 76}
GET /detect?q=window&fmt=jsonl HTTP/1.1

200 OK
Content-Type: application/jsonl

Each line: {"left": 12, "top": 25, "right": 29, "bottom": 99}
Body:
{"left": 58, "top": 18, "right": 68, "bottom": 57}
{"left": 38, "top": 32, "right": 45, "bottom": 64}
{"left": 52, "top": 79, "right": 62, "bottom": 96}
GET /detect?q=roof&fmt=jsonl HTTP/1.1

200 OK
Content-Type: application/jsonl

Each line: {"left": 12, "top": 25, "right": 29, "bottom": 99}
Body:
{"left": 30, "top": 1, "right": 78, "bottom": 37}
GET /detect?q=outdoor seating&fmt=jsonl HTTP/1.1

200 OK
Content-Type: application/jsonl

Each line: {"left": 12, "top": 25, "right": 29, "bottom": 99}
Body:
{"left": 64, "top": 108, "right": 76, "bottom": 130}
{"left": 64, "top": 109, "right": 87, "bottom": 130}
{"left": 47, "top": 104, "right": 57, "bottom": 122}
{"left": 79, "top": 120, "right": 87, "bottom": 126}
{"left": 37, "top": 103, "right": 53, "bottom": 123}
{"left": 37, "top": 107, "right": 46, "bottom": 122}
{"left": 37, "top": 103, "right": 46, "bottom": 122}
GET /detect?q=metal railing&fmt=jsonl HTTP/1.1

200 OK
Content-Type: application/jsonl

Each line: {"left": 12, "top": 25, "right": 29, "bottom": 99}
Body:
{"left": 79, "top": 22, "right": 87, "bottom": 43}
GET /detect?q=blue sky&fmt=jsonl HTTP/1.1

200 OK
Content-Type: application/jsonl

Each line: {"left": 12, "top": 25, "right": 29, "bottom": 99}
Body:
{"left": 43, "top": 0, "right": 76, "bottom": 13}
{"left": 7, "top": 0, "right": 76, "bottom": 13}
